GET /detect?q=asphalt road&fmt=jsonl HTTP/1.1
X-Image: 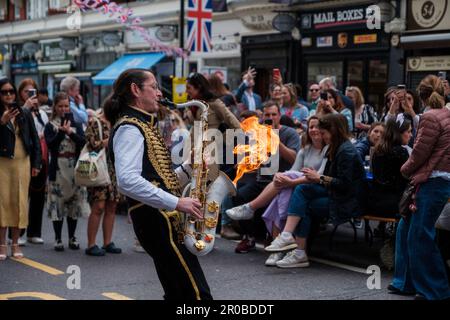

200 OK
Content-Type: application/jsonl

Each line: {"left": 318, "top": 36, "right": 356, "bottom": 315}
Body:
{"left": 0, "top": 214, "right": 409, "bottom": 300}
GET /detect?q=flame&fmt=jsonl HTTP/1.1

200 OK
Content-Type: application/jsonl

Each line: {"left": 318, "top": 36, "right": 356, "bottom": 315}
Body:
{"left": 233, "top": 116, "right": 280, "bottom": 185}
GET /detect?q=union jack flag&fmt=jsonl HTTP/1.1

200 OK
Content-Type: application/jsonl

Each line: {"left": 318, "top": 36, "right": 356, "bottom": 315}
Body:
{"left": 187, "top": 0, "right": 213, "bottom": 53}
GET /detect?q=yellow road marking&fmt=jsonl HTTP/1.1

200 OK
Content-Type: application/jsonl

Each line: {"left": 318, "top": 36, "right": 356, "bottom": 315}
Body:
{"left": 11, "top": 257, "right": 65, "bottom": 276}
{"left": 102, "top": 292, "right": 134, "bottom": 300}
{"left": 0, "top": 292, "right": 65, "bottom": 300}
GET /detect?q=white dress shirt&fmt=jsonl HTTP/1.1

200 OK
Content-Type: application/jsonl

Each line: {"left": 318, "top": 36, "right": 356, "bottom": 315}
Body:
{"left": 113, "top": 124, "right": 179, "bottom": 211}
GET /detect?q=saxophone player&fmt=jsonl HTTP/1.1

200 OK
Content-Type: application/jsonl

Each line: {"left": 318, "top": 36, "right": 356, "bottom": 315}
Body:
{"left": 104, "top": 69, "right": 212, "bottom": 300}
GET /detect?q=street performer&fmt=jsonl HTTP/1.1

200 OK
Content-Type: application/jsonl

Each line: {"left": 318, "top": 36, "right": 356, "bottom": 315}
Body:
{"left": 104, "top": 68, "right": 212, "bottom": 300}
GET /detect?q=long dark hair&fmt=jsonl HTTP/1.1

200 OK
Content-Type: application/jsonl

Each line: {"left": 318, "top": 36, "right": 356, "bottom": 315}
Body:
{"left": 103, "top": 68, "right": 152, "bottom": 126}
{"left": 326, "top": 89, "right": 345, "bottom": 112}
{"left": 375, "top": 118, "right": 410, "bottom": 155}
{"left": 0, "top": 78, "right": 19, "bottom": 113}
{"left": 318, "top": 113, "right": 350, "bottom": 161}
{"left": 187, "top": 73, "right": 216, "bottom": 101}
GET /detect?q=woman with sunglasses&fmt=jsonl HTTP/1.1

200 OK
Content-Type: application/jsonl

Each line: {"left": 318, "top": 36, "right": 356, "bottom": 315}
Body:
{"left": 0, "top": 78, "right": 41, "bottom": 260}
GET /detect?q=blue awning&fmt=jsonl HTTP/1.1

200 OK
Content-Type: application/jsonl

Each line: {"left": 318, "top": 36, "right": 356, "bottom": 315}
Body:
{"left": 92, "top": 52, "right": 165, "bottom": 85}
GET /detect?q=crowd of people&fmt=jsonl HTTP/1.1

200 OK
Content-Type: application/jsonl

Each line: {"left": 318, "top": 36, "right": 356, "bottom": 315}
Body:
{"left": 0, "top": 67, "right": 449, "bottom": 300}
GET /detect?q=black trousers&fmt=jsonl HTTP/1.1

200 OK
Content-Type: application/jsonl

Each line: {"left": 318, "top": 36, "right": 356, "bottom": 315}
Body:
{"left": 130, "top": 205, "right": 212, "bottom": 300}
{"left": 233, "top": 175, "right": 269, "bottom": 239}
{"left": 27, "top": 188, "right": 46, "bottom": 238}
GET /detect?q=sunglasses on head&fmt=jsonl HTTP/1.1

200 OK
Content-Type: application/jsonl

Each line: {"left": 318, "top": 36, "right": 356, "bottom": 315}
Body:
{"left": 0, "top": 89, "right": 15, "bottom": 96}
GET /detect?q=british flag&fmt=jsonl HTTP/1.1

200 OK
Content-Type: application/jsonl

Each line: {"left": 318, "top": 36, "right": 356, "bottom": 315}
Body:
{"left": 187, "top": 0, "right": 213, "bottom": 53}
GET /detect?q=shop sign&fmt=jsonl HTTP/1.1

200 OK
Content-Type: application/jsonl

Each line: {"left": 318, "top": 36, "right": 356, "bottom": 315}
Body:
{"left": 301, "top": 37, "right": 312, "bottom": 47}
{"left": 338, "top": 33, "right": 348, "bottom": 48}
{"left": 272, "top": 13, "right": 297, "bottom": 33}
{"left": 11, "top": 61, "right": 38, "bottom": 74}
{"left": 213, "top": 42, "right": 238, "bottom": 52}
{"left": 407, "top": 56, "right": 450, "bottom": 72}
{"left": 300, "top": 6, "right": 371, "bottom": 32}
{"left": 407, "top": 0, "right": 449, "bottom": 31}
{"left": 60, "top": 38, "right": 76, "bottom": 51}
{"left": 240, "top": 12, "right": 277, "bottom": 30}
{"left": 102, "top": 32, "right": 121, "bottom": 47}
{"left": 317, "top": 36, "right": 333, "bottom": 47}
{"left": 354, "top": 34, "right": 377, "bottom": 44}
{"left": 43, "top": 42, "right": 67, "bottom": 62}
{"left": 23, "top": 42, "right": 39, "bottom": 55}
{"left": 155, "top": 27, "right": 176, "bottom": 43}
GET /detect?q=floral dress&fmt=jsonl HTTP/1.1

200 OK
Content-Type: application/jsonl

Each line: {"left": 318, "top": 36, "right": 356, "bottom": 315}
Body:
{"left": 47, "top": 120, "right": 90, "bottom": 221}
{"left": 85, "top": 116, "right": 121, "bottom": 204}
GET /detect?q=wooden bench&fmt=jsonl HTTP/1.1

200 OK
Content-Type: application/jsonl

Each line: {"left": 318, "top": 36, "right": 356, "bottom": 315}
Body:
{"left": 363, "top": 215, "right": 400, "bottom": 246}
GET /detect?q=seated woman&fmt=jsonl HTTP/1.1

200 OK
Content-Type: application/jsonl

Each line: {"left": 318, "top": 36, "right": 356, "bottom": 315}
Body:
{"left": 354, "top": 122, "right": 385, "bottom": 163}
{"left": 264, "top": 113, "right": 365, "bottom": 268}
{"left": 364, "top": 119, "right": 410, "bottom": 218}
{"left": 226, "top": 116, "right": 328, "bottom": 265}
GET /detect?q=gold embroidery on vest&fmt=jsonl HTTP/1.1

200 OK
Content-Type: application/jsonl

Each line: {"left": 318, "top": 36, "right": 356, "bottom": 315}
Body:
{"left": 115, "top": 116, "right": 181, "bottom": 196}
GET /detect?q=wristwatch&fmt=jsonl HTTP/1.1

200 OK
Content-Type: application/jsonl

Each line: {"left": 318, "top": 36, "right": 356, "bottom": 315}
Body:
{"left": 319, "top": 175, "right": 325, "bottom": 185}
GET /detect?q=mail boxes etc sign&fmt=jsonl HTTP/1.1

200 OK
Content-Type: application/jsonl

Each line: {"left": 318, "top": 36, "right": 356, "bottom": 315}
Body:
{"left": 300, "top": 6, "right": 371, "bottom": 32}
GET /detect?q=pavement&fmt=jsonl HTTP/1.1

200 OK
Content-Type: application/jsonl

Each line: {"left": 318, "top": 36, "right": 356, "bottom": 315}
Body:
{"left": 0, "top": 214, "right": 410, "bottom": 300}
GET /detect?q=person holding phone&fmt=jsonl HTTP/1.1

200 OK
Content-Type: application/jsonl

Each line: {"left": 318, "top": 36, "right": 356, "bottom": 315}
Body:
{"left": 44, "top": 92, "right": 89, "bottom": 252}
{"left": 316, "top": 89, "right": 353, "bottom": 132}
{"left": 18, "top": 79, "right": 50, "bottom": 245}
{"left": 60, "top": 76, "right": 88, "bottom": 126}
{"left": 0, "top": 78, "right": 41, "bottom": 260}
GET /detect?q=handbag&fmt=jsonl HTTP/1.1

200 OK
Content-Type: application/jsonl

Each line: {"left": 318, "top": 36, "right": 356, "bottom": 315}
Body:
{"left": 398, "top": 182, "right": 419, "bottom": 218}
{"left": 74, "top": 117, "right": 111, "bottom": 187}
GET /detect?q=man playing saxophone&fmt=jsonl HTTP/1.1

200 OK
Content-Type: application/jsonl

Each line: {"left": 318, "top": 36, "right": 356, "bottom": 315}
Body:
{"left": 104, "top": 68, "right": 213, "bottom": 300}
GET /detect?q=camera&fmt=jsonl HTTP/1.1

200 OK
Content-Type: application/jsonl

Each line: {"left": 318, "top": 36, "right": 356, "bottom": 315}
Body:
{"left": 9, "top": 102, "right": 23, "bottom": 115}
{"left": 320, "top": 92, "right": 328, "bottom": 100}
{"left": 27, "top": 88, "right": 37, "bottom": 98}
{"left": 397, "top": 84, "right": 406, "bottom": 90}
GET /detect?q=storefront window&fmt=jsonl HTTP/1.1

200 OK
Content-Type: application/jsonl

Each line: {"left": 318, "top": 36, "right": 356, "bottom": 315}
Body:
{"left": 307, "top": 61, "right": 343, "bottom": 89}
{"left": 347, "top": 60, "right": 363, "bottom": 89}
{"left": 368, "top": 59, "right": 388, "bottom": 114}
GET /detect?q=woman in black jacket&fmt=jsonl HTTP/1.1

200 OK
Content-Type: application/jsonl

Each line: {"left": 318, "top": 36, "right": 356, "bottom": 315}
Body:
{"left": 44, "top": 92, "right": 88, "bottom": 252}
{"left": 0, "top": 78, "right": 41, "bottom": 260}
{"left": 365, "top": 119, "right": 410, "bottom": 218}
{"left": 264, "top": 113, "right": 365, "bottom": 268}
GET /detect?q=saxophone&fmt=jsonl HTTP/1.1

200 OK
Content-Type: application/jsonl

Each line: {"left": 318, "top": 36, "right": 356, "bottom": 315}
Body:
{"left": 159, "top": 98, "right": 237, "bottom": 256}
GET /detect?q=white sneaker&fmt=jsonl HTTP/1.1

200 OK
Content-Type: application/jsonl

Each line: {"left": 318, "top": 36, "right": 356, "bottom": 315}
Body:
{"left": 27, "top": 237, "right": 44, "bottom": 244}
{"left": 18, "top": 238, "right": 27, "bottom": 247}
{"left": 276, "top": 250, "right": 310, "bottom": 268}
{"left": 226, "top": 204, "right": 254, "bottom": 221}
{"left": 265, "top": 252, "right": 286, "bottom": 266}
{"left": 133, "top": 243, "right": 146, "bottom": 253}
{"left": 264, "top": 235, "right": 297, "bottom": 252}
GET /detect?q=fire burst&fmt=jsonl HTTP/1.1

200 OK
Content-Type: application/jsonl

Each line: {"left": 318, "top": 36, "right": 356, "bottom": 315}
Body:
{"left": 233, "top": 116, "right": 280, "bottom": 185}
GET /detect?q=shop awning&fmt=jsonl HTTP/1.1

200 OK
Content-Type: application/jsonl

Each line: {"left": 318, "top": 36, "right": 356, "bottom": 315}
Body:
{"left": 400, "top": 33, "right": 450, "bottom": 49}
{"left": 92, "top": 52, "right": 165, "bottom": 85}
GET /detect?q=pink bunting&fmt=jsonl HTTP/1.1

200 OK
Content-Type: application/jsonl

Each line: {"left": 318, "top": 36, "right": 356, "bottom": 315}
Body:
{"left": 73, "top": 0, "right": 186, "bottom": 57}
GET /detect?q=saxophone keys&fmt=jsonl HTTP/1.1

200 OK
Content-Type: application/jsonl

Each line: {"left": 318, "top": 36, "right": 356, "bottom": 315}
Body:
{"left": 207, "top": 201, "right": 219, "bottom": 213}
{"left": 194, "top": 240, "right": 206, "bottom": 251}
{"left": 204, "top": 217, "right": 217, "bottom": 229}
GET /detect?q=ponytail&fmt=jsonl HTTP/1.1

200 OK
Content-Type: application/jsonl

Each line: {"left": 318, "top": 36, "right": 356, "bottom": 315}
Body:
{"left": 103, "top": 93, "right": 122, "bottom": 126}
{"left": 428, "top": 91, "right": 445, "bottom": 109}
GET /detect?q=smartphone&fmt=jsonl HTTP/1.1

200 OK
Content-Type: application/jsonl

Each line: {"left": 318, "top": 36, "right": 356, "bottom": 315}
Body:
{"left": 264, "top": 118, "right": 273, "bottom": 126}
{"left": 438, "top": 71, "right": 447, "bottom": 80}
{"left": 27, "top": 88, "right": 37, "bottom": 98}
{"left": 397, "top": 84, "right": 406, "bottom": 90}
{"left": 10, "top": 102, "right": 23, "bottom": 115}
{"left": 63, "top": 112, "right": 75, "bottom": 125}
{"left": 273, "top": 68, "right": 281, "bottom": 79}
{"left": 320, "top": 92, "right": 328, "bottom": 100}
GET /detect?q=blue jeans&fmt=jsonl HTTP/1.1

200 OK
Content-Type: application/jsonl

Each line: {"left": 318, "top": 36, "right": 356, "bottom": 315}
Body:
{"left": 287, "top": 184, "right": 329, "bottom": 238}
{"left": 392, "top": 177, "right": 450, "bottom": 300}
